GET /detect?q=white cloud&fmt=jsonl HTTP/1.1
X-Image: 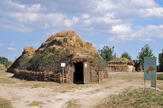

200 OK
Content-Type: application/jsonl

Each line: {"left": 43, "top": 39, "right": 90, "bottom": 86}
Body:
{"left": 109, "top": 24, "right": 132, "bottom": 34}
{"left": 95, "top": 0, "right": 117, "bottom": 13}
{"left": 64, "top": 16, "right": 79, "bottom": 27}
{"left": 27, "top": 4, "right": 41, "bottom": 12}
{"left": 72, "top": 17, "right": 79, "bottom": 23}
{"left": 4, "top": 0, "right": 25, "bottom": 10}
{"left": 115, "top": 0, "right": 163, "bottom": 19}
{"left": 64, "top": 19, "right": 73, "bottom": 27}
{"left": 144, "top": 7, "right": 163, "bottom": 18}
{"left": 43, "top": 13, "right": 66, "bottom": 27}
{"left": 0, "top": 43, "right": 3, "bottom": 47}
{"left": 0, "top": 0, "right": 162, "bottom": 41}
{"left": 145, "top": 25, "right": 163, "bottom": 38}
{"left": 8, "top": 47, "right": 16, "bottom": 51}
{"left": 10, "top": 13, "right": 38, "bottom": 22}
{"left": 7, "top": 43, "right": 16, "bottom": 51}
{"left": 108, "top": 25, "right": 163, "bottom": 42}
{"left": 82, "top": 14, "right": 90, "bottom": 19}
{"left": 0, "top": 23, "right": 32, "bottom": 32}
{"left": 84, "top": 19, "right": 92, "bottom": 25}
{"left": 0, "top": 10, "right": 66, "bottom": 32}
{"left": 93, "top": 13, "right": 122, "bottom": 25}
{"left": 130, "top": 0, "right": 156, "bottom": 8}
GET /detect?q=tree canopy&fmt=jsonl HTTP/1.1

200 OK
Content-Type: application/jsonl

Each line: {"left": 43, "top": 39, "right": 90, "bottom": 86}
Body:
{"left": 159, "top": 49, "right": 163, "bottom": 72}
{"left": 137, "top": 44, "right": 154, "bottom": 69}
{"left": 0, "top": 57, "right": 12, "bottom": 68}
{"left": 98, "top": 46, "right": 116, "bottom": 61}
{"left": 121, "top": 52, "right": 131, "bottom": 60}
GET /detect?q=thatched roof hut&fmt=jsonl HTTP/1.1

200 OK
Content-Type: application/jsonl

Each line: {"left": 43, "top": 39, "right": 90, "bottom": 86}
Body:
{"left": 8, "top": 30, "right": 108, "bottom": 83}
{"left": 108, "top": 58, "right": 135, "bottom": 72}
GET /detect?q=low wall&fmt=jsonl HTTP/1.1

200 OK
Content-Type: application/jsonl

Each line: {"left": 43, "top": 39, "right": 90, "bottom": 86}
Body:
{"left": 13, "top": 69, "right": 68, "bottom": 83}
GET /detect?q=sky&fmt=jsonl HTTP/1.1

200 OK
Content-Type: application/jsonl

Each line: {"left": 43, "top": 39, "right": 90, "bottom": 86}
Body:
{"left": 0, "top": 0, "right": 163, "bottom": 62}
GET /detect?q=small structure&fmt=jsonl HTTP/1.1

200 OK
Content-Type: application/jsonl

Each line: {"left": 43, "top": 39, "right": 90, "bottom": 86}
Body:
{"left": 108, "top": 58, "right": 135, "bottom": 72}
{"left": 8, "top": 30, "right": 109, "bottom": 83}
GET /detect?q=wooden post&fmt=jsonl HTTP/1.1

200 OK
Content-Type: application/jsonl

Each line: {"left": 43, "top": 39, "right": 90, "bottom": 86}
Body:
{"left": 98, "top": 71, "right": 100, "bottom": 83}
{"left": 61, "top": 63, "right": 66, "bottom": 83}
{"left": 59, "top": 73, "right": 62, "bottom": 83}
{"left": 65, "top": 73, "right": 68, "bottom": 83}
{"left": 62, "top": 67, "right": 64, "bottom": 83}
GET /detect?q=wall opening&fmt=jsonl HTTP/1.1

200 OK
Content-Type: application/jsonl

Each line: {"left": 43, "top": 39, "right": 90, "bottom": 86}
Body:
{"left": 74, "top": 62, "right": 84, "bottom": 84}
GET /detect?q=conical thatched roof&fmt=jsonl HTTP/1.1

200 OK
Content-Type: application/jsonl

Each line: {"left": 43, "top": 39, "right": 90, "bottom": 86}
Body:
{"left": 8, "top": 30, "right": 102, "bottom": 73}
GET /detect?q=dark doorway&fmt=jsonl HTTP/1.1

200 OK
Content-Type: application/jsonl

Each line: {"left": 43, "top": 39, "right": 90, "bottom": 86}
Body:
{"left": 74, "top": 62, "right": 84, "bottom": 84}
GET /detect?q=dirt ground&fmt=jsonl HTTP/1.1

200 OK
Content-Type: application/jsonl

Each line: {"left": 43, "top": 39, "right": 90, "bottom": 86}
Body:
{"left": 0, "top": 70, "right": 161, "bottom": 108}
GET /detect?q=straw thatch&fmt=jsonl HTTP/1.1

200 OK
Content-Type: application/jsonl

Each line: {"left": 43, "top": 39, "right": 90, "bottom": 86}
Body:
{"left": 108, "top": 58, "right": 135, "bottom": 72}
{"left": 7, "top": 47, "right": 36, "bottom": 72}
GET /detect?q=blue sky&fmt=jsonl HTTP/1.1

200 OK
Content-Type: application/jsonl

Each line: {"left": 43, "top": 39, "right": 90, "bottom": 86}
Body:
{"left": 0, "top": 0, "right": 163, "bottom": 62}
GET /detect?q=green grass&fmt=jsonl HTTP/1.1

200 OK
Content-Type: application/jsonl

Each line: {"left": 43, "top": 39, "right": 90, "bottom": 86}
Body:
{"left": 96, "top": 89, "right": 163, "bottom": 108}
{"left": 28, "top": 101, "right": 44, "bottom": 106}
{"left": 0, "top": 78, "right": 16, "bottom": 84}
{"left": 0, "top": 97, "right": 14, "bottom": 108}
{"left": 0, "top": 70, "right": 18, "bottom": 84}
{"left": 65, "top": 99, "right": 81, "bottom": 108}
{"left": 31, "top": 84, "right": 39, "bottom": 88}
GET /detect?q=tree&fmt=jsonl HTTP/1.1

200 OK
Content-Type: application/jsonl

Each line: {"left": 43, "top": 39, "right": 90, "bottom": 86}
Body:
{"left": 0, "top": 57, "right": 12, "bottom": 68}
{"left": 121, "top": 52, "right": 131, "bottom": 59}
{"left": 98, "top": 46, "right": 116, "bottom": 61}
{"left": 137, "top": 44, "right": 154, "bottom": 70}
{"left": 159, "top": 49, "right": 163, "bottom": 72}
{"left": 134, "top": 60, "right": 141, "bottom": 72}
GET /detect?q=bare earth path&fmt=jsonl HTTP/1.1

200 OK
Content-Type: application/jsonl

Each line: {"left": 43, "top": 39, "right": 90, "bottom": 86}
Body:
{"left": 0, "top": 71, "right": 144, "bottom": 108}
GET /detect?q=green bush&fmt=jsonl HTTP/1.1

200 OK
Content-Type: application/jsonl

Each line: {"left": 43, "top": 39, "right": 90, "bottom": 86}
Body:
{"left": 0, "top": 57, "right": 12, "bottom": 68}
{"left": 98, "top": 46, "right": 116, "bottom": 61}
{"left": 94, "top": 55, "right": 108, "bottom": 71}
{"left": 121, "top": 52, "right": 131, "bottom": 60}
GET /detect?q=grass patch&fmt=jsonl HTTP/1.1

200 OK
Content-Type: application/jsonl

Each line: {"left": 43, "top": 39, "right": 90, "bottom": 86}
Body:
{"left": 28, "top": 101, "right": 44, "bottom": 106}
{"left": 55, "top": 98, "right": 62, "bottom": 101}
{"left": 0, "top": 70, "right": 27, "bottom": 85}
{"left": 0, "top": 78, "right": 15, "bottom": 84}
{"left": 66, "top": 99, "right": 81, "bottom": 108}
{"left": 0, "top": 97, "right": 14, "bottom": 108}
{"left": 0, "top": 70, "right": 16, "bottom": 84}
{"left": 96, "top": 89, "right": 163, "bottom": 108}
{"left": 31, "top": 84, "right": 39, "bottom": 88}
{"left": 52, "top": 83, "right": 95, "bottom": 93}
